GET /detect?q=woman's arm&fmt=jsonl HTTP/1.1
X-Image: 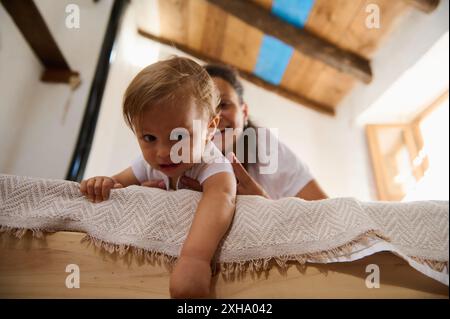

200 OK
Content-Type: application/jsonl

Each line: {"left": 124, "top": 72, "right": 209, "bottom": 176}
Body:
{"left": 170, "top": 172, "right": 236, "bottom": 298}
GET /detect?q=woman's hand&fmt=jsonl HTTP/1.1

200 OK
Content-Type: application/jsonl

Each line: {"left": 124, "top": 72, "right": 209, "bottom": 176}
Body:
{"left": 80, "top": 176, "right": 123, "bottom": 203}
{"left": 229, "top": 153, "right": 270, "bottom": 198}
{"left": 169, "top": 256, "right": 212, "bottom": 299}
{"left": 179, "top": 176, "right": 202, "bottom": 192}
{"left": 180, "top": 153, "right": 270, "bottom": 198}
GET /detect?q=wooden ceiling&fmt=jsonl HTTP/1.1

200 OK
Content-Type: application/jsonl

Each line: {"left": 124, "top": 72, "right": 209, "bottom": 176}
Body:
{"left": 137, "top": 0, "right": 439, "bottom": 115}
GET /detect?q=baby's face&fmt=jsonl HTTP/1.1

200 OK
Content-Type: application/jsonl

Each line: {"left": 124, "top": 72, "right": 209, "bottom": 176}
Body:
{"left": 134, "top": 96, "right": 214, "bottom": 178}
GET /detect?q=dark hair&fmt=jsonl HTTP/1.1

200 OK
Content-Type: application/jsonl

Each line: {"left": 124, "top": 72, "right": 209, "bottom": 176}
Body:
{"left": 204, "top": 63, "right": 260, "bottom": 169}
{"left": 204, "top": 64, "right": 244, "bottom": 104}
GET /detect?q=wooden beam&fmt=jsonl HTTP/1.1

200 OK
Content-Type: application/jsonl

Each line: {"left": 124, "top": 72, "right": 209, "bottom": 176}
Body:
{"left": 403, "top": 0, "right": 440, "bottom": 13}
{"left": 137, "top": 29, "right": 335, "bottom": 116}
{"left": 1, "top": 0, "right": 80, "bottom": 85}
{"left": 41, "top": 69, "right": 81, "bottom": 89}
{"left": 206, "top": 0, "right": 372, "bottom": 84}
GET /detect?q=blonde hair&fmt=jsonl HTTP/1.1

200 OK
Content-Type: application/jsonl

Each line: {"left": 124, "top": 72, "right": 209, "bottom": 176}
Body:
{"left": 123, "top": 56, "right": 219, "bottom": 132}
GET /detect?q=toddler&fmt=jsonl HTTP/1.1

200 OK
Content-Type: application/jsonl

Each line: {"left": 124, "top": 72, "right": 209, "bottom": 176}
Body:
{"left": 80, "top": 57, "right": 237, "bottom": 298}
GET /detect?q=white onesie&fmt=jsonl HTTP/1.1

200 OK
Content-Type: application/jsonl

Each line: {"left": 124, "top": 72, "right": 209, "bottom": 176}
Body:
{"left": 131, "top": 141, "right": 234, "bottom": 191}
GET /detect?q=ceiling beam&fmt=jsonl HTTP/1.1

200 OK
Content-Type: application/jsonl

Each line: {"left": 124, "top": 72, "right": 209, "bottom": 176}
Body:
{"left": 403, "top": 0, "right": 440, "bottom": 13}
{"left": 137, "top": 29, "right": 335, "bottom": 116}
{"left": 206, "top": 0, "right": 372, "bottom": 84}
{"left": 1, "top": 0, "right": 80, "bottom": 86}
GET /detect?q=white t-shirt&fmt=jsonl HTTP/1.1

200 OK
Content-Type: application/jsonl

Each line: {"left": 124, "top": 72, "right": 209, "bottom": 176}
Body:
{"left": 131, "top": 141, "right": 234, "bottom": 191}
{"left": 215, "top": 128, "right": 313, "bottom": 199}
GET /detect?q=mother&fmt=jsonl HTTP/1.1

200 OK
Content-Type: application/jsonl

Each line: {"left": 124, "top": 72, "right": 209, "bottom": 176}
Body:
{"left": 180, "top": 64, "right": 327, "bottom": 200}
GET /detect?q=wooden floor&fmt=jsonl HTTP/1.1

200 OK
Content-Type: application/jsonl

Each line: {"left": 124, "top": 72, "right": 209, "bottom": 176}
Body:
{"left": 0, "top": 231, "right": 447, "bottom": 298}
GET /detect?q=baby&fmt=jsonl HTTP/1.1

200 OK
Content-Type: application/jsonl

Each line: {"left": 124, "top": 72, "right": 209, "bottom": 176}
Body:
{"left": 80, "top": 57, "right": 237, "bottom": 298}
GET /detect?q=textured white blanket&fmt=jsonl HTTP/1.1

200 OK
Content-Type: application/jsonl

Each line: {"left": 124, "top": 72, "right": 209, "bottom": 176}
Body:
{"left": 0, "top": 175, "right": 448, "bottom": 285}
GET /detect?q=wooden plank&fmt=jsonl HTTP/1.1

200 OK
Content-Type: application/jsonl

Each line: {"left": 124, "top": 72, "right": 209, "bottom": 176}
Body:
{"left": 0, "top": 231, "right": 447, "bottom": 298}
{"left": 250, "top": 0, "right": 273, "bottom": 11}
{"left": 283, "top": 2, "right": 360, "bottom": 108}
{"left": 297, "top": 0, "right": 408, "bottom": 108}
{"left": 307, "top": 65, "right": 356, "bottom": 108}
{"left": 137, "top": 29, "right": 335, "bottom": 115}
{"left": 0, "top": 0, "right": 77, "bottom": 84}
{"left": 206, "top": 0, "right": 373, "bottom": 83}
{"left": 255, "top": 5, "right": 370, "bottom": 108}
{"left": 238, "top": 69, "right": 335, "bottom": 115}
{"left": 337, "top": 0, "right": 410, "bottom": 59}
{"left": 283, "top": 57, "right": 356, "bottom": 110}
{"left": 200, "top": 1, "right": 228, "bottom": 58}
{"left": 187, "top": 0, "right": 208, "bottom": 51}
{"left": 282, "top": 0, "right": 364, "bottom": 108}
{"left": 158, "top": 0, "right": 189, "bottom": 44}
{"left": 220, "top": 14, "right": 264, "bottom": 73}
{"left": 404, "top": 0, "right": 440, "bottom": 13}
{"left": 305, "top": 0, "right": 365, "bottom": 47}
{"left": 282, "top": 52, "right": 325, "bottom": 98}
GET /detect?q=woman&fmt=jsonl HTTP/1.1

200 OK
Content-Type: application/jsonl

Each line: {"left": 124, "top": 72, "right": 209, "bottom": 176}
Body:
{"left": 180, "top": 64, "right": 327, "bottom": 200}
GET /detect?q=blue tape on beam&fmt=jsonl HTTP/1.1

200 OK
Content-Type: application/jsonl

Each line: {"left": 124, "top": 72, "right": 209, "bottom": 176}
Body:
{"left": 254, "top": 35, "right": 294, "bottom": 85}
{"left": 272, "top": 0, "right": 315, "bottom": 28}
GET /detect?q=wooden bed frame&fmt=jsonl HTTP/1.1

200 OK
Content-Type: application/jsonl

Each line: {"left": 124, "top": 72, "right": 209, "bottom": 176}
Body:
{"left": 0, "top": 231, "right": 447, "bottom": 298}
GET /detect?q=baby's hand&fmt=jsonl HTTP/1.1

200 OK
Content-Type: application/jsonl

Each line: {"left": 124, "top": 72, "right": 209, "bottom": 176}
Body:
{"left": 169, "top": 256, "right": 212, "bottom": 299}
{"left": 80, "top": 176, "right": 123, "bottom": 203}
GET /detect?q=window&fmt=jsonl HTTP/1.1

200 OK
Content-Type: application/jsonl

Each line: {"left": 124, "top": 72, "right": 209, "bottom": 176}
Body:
{"left": 366, "top": 91, "right": 449, "bottom": 201}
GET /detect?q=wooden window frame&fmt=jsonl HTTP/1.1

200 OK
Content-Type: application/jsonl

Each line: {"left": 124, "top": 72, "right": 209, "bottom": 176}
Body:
{"left": 366, "top": 90, "right": 448, "bottom": 201}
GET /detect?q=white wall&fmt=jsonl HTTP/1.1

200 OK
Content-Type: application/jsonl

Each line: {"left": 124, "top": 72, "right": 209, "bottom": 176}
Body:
{"left": 0, "top": 0, "right": 113, "bottom": 178}
{"left": 0, "top": 5, "right": 41, "bottom": 174}
{"left": 357, "top": 32, "right": 449, "bottom": 124}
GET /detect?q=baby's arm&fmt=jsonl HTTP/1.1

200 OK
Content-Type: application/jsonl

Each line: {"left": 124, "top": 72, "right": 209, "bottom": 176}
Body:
{"left": 170, "top": 172, "right": 237, "bottom": 298}
{"left": 80, "top": 167, "right": 139, "bottom": 202}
